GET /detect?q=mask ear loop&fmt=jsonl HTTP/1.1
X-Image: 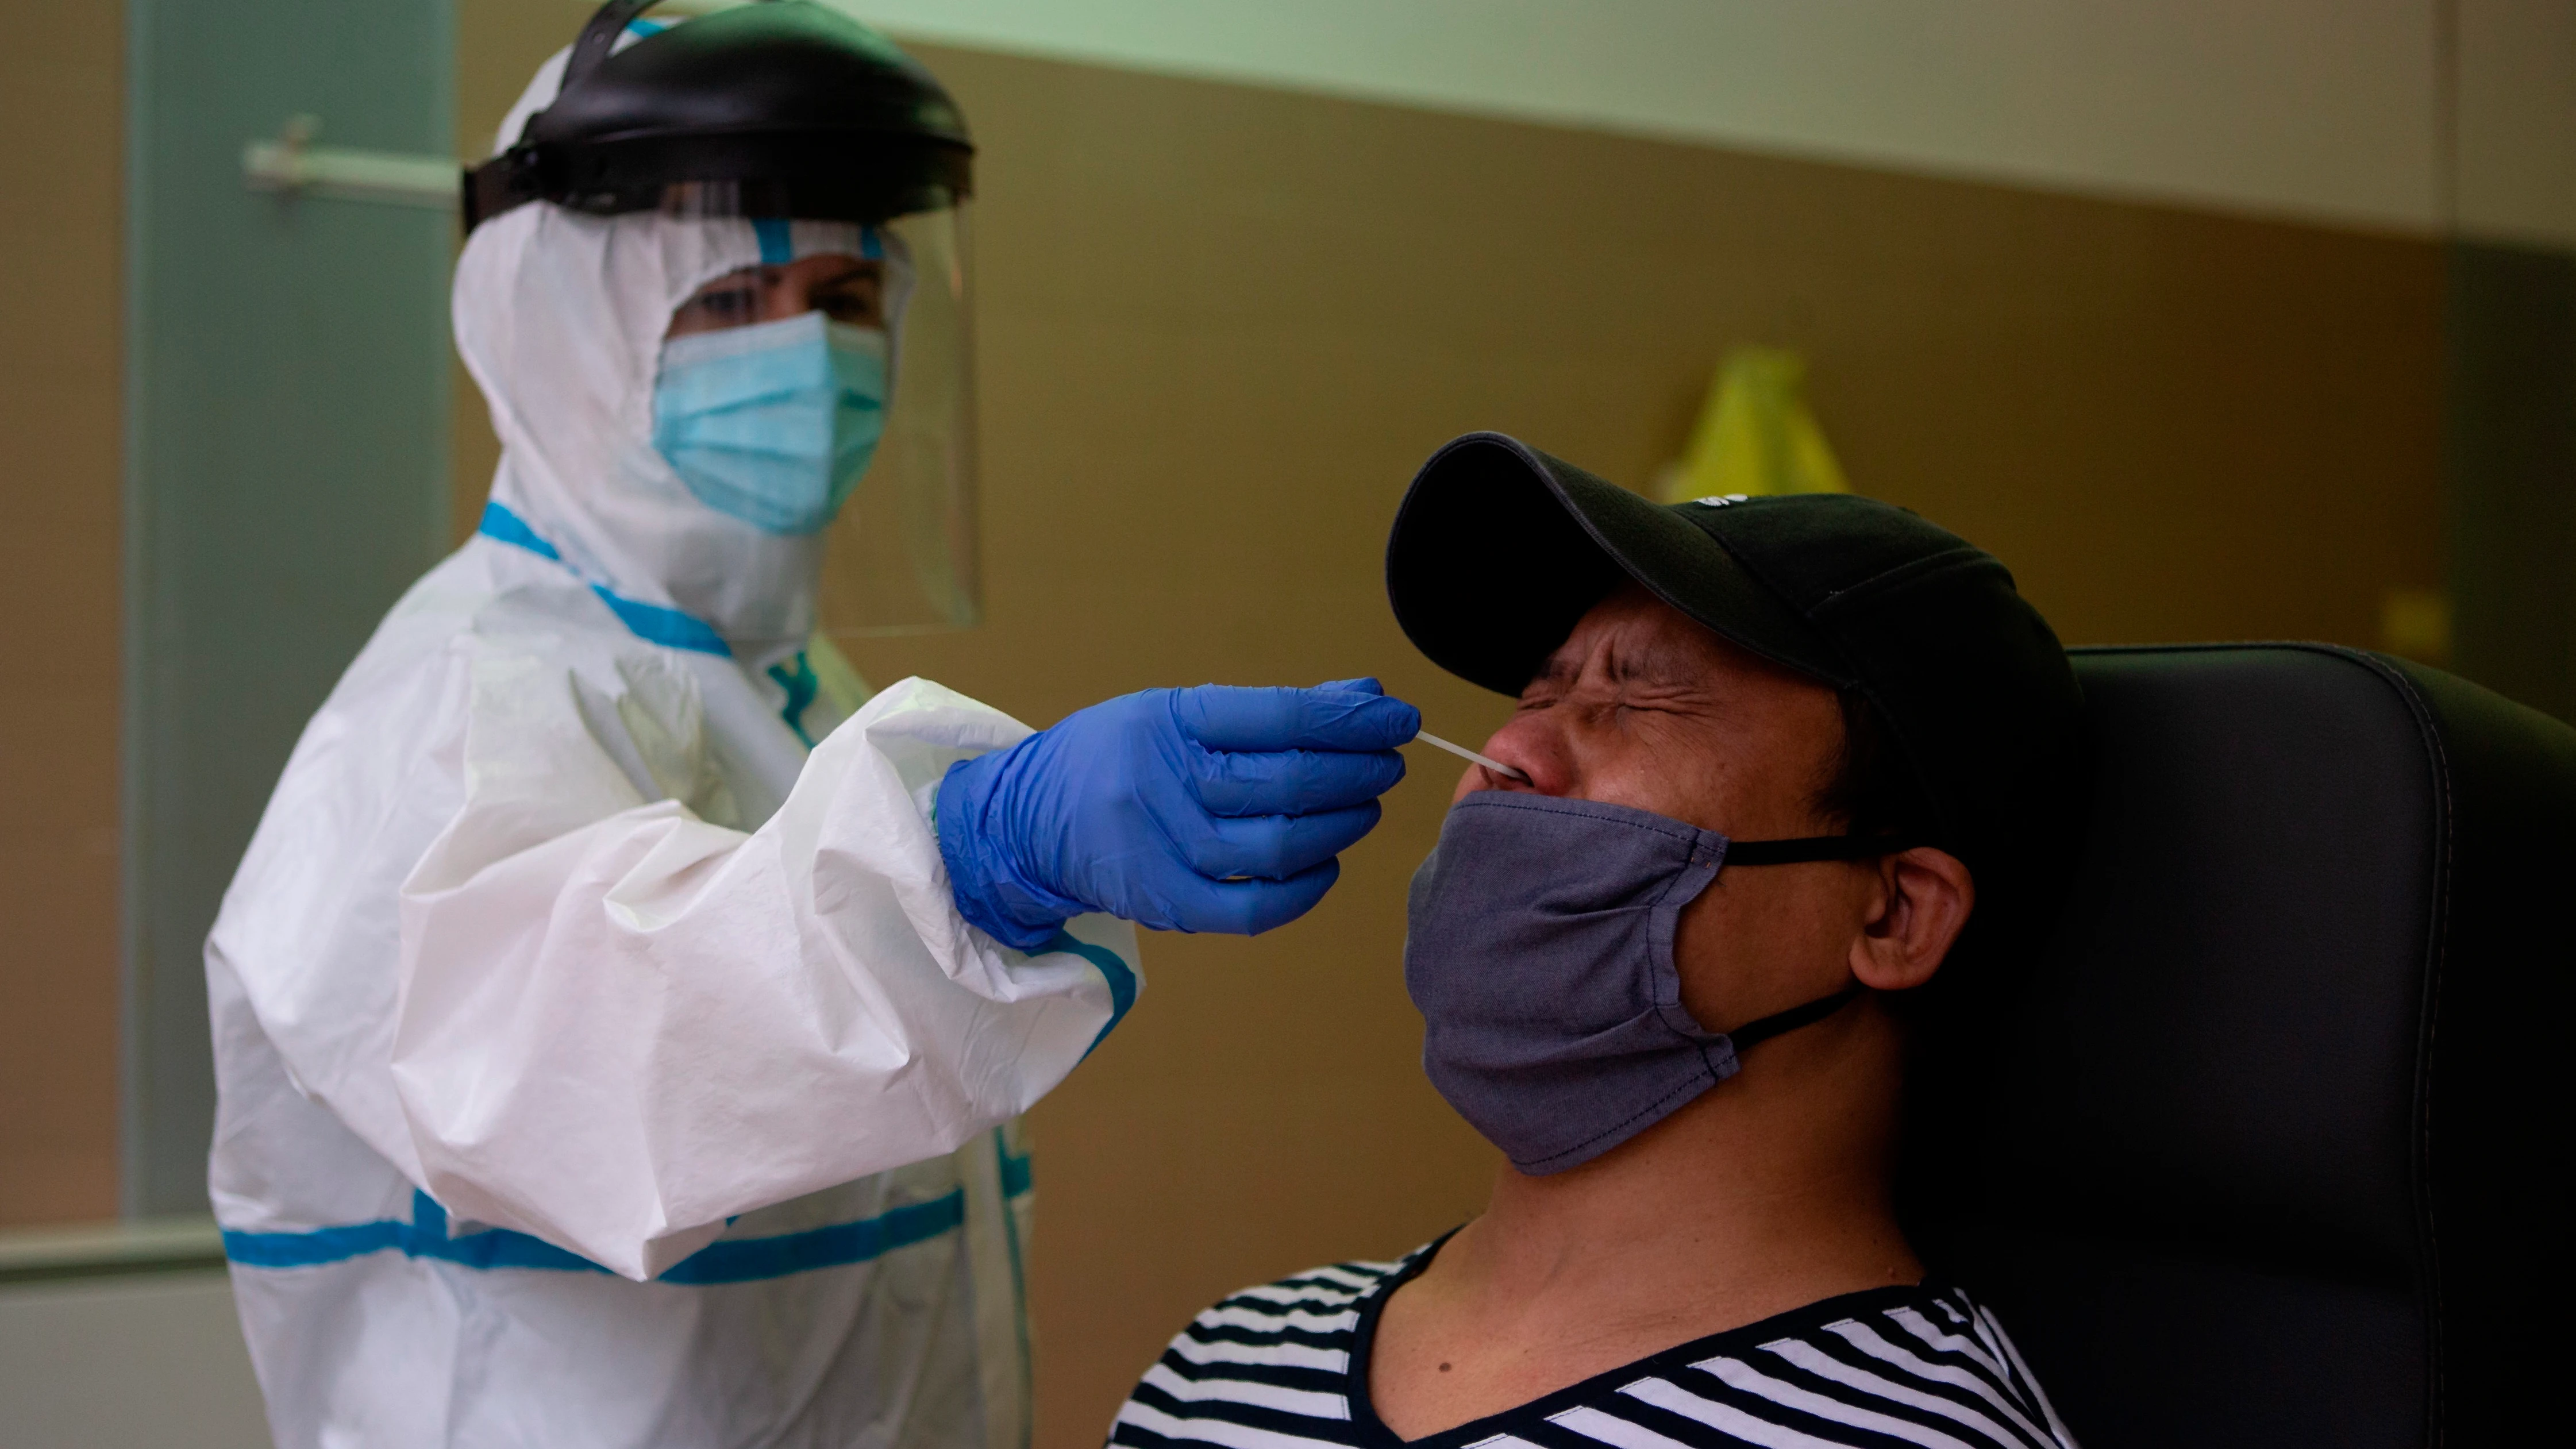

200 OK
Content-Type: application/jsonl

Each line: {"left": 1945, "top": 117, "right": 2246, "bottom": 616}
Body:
{"left": 1726, "top": 982, "right": 1866, "bottom": 1049}
{"left": 1723, "top": 833, "right": 1919, "bottom": 865}
{"left": 1710, "top": 832, "right": 1922, "bottom": 1047}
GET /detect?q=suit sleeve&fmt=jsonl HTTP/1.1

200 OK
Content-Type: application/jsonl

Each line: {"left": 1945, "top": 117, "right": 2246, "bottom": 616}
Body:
{"left": 225, "top": 626, "right": 1138, "bottom": 1282}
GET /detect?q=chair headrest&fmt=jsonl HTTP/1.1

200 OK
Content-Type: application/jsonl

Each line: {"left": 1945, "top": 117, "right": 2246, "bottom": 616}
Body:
{"left": 1952, "top": 643, "right": 2576, "bottom": 1445}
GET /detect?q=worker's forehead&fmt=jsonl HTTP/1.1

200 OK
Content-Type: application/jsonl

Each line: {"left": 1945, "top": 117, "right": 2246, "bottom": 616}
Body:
{"left": 693, "top": 255, "right": 877, "bottom": 286}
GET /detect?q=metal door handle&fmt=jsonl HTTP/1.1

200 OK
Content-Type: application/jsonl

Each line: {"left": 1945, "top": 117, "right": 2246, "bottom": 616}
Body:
{"left": 242, "top": 114, "right": 459, "bottom": 211}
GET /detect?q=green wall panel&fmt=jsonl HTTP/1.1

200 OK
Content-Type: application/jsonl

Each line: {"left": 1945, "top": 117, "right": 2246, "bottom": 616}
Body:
{"left": 124, "top": 0, "right": 456, "bottom": 1213}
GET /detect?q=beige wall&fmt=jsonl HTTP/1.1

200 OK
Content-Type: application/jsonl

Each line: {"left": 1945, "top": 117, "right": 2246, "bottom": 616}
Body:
{"left": 0, "top": 5, "right": 124, "bottom": 1227}
{"left": 441, "top": 25, "right": 2447, "bottom": 1444}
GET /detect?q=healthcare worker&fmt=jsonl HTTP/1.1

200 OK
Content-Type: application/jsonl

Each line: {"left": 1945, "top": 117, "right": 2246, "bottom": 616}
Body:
{"left": 202, "top": 4, "right": 1418, "bottom": 1446}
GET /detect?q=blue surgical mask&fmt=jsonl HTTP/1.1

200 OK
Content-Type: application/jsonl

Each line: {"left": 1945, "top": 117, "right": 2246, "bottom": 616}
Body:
{"left": 652, "top": 311, "right": 888, "bottom": 535}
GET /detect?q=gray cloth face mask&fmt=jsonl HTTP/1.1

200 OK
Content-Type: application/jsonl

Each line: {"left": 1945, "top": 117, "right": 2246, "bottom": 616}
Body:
{"left": 1405, "top": 791, "right": 1905, "bottom": 1174}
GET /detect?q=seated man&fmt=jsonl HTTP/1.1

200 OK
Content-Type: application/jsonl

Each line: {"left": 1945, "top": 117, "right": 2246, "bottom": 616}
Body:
{"left": 1109, "top": 433, "right": 2087, "bottom": 1449}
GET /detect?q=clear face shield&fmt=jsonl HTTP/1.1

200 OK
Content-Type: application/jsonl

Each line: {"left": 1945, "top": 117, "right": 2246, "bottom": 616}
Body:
{"left": 654, "top": 186, "right": 979, "bottom": 636}
{"left": 464, "top": 0, "right": 983, "bottom": 635}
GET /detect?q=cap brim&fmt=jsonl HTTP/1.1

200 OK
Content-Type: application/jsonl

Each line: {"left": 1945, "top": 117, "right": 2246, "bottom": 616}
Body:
{"left": 1385, "top": 433, "right": 1854, "bottom": 696}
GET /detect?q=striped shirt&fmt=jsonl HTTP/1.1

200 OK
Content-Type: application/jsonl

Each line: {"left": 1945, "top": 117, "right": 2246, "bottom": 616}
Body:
{"left": 1110, "top": 1245, "right": 2076, "bottom": 1449}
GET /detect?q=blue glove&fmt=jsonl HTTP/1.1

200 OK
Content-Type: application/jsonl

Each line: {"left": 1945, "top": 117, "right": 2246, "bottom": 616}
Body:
{"left": 936, "top": 678, "right": 1421, "bottom": 947}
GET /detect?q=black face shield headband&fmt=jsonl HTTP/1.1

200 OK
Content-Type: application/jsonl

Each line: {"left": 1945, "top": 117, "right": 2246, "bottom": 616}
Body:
{"left": 463, "top": 0, "right": 975, "bottom": 233}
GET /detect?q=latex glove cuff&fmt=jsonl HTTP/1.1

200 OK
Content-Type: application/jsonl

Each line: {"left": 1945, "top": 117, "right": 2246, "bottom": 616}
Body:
{"left": 936, "top": 749, "right": 1085, "bottom": 951}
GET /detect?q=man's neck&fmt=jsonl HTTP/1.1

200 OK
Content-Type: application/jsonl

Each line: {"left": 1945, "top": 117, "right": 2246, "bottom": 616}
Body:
{"left": 1369, "top": 1005, "right": 1919, "bottom": 1440}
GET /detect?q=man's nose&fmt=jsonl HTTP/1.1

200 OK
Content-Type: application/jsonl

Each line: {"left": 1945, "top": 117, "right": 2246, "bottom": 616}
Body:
{"left": 1474, "top": 716, "right": 1564, "bottom": 795}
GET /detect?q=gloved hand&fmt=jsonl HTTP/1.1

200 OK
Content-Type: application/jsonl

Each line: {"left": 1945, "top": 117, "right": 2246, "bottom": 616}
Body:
{"left": 936, "top": 678, "right": 1420, "bottom": 947}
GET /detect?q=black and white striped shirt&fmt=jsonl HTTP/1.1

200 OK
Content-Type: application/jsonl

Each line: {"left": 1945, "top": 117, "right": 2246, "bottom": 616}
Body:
{"left": 1110, "top": 1245, "right": 2076, "bottom": 1449}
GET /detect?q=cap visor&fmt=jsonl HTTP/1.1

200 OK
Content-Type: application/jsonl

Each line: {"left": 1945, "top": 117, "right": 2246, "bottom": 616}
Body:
{"left": 1385, "top": 433, "right": 1853, "bottom": 695}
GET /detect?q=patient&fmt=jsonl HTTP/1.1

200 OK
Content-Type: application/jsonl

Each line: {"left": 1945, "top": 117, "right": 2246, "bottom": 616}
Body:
{"left": 1110, "top": 434, "right": 2086, "bottom": 1449}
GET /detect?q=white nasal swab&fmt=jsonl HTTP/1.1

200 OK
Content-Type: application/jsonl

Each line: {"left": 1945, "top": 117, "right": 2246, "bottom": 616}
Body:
{"left": 1412, "top": 730, "right": 1531, "bottom": 783}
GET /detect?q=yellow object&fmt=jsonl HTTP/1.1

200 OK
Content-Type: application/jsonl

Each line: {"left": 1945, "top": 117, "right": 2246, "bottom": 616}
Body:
{"left": 1657, "top": 347, "right": 1850, "bottom": 502}
{"left": 2378, "top": 587, "right": 2453, "bottom": 665}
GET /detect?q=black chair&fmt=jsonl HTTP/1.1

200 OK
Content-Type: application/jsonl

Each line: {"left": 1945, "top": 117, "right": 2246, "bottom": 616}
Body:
{"left": 1958, "top": 644, "right": 2574, "bottom": 1447}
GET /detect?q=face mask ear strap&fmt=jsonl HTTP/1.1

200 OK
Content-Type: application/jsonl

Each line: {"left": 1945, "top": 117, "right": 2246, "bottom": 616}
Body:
{"left": 1710, "top": 833, "right": 1917, "bottom": 1054}
{"left": 1726, "top": 982, "right": 1865, "bottom": 1051}
{"left": 1723, "top": 834, "right": 1920, "bottom": 866}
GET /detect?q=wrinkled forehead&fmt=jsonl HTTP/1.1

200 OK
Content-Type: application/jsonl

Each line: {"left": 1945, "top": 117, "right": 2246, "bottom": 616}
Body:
{"left": 1531, "top": 583, "right": 1827, "bottom": 699}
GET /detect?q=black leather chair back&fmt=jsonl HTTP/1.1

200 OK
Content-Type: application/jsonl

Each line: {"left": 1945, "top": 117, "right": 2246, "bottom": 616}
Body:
{"left": 1957, "top": 645, "right": 2573, "bottom": 1447}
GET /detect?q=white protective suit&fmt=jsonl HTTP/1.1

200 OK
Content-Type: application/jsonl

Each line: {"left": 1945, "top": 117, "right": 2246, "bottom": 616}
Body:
{"left": 205, "top": 43, "right": 1139, "bottom": 1449}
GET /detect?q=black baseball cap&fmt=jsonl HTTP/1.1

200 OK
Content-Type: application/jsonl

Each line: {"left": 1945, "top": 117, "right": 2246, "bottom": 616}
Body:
{"left": 1385, "top": 431, "right": 2086, "bottom": 959}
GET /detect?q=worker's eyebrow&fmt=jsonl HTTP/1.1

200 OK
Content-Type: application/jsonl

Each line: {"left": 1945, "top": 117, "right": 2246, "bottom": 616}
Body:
{"left": 806, "top": 257, "right": 879, "bottom": 286}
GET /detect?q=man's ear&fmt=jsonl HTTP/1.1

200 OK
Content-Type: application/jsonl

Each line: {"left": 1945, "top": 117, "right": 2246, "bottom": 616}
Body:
{"left": 1850, "top": 847, "right": 1974, "bottom": 992}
